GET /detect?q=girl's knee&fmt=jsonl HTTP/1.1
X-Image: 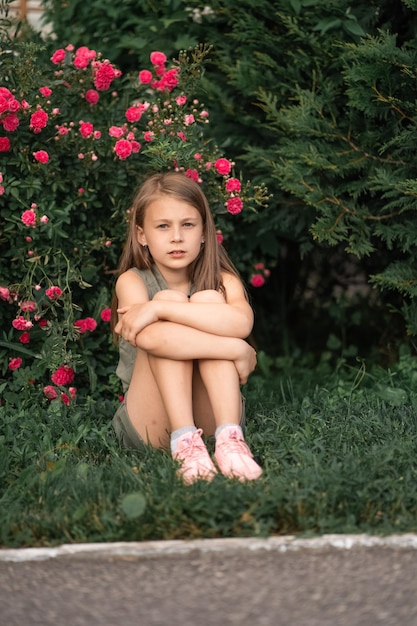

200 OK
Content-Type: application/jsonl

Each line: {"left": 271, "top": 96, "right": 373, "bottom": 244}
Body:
{"left": 152, "top": 289, "right": 188, "bottom": 303}
{"left": 190, "top": 289, "right": 225, "bottom": 304}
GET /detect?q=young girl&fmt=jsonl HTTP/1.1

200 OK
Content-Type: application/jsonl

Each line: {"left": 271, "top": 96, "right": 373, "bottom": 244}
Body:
{"left": 112, "top": 171, "right": 262, "bottom": 484}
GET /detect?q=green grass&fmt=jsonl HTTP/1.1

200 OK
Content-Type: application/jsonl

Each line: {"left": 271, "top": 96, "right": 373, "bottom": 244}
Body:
{"left": 1, "top": 355, "right": 417, "bottom": 547}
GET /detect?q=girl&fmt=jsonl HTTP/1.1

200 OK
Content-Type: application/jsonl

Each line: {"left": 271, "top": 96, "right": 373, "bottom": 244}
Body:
{"left": 112, "top": 172, "right": 262, "bottom": 483}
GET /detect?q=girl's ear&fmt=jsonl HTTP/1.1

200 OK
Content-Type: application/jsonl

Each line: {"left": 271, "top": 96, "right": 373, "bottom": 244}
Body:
{"left": 136, "top": 226, "right": 147, "bottom": 246}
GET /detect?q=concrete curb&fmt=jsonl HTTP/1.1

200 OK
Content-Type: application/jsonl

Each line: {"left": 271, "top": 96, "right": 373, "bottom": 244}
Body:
{"left": 1, "top": 533, "right": 417, "bottom": 562}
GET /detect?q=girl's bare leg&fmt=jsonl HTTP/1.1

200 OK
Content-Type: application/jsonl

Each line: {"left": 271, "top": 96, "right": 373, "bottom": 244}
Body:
{"left": 126, "top": 290, "right": 195, "bottom": 449}
{"left": 189, "top": 290, "right": 243, "bottom": 433}
{"left": 189, "top": 290, "right": 262, "bottom": 481}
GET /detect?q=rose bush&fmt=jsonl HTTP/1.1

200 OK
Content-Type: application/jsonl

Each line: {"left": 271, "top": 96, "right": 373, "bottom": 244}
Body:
{"left": 0, "top": 40, "right": 269, "bottom": 409}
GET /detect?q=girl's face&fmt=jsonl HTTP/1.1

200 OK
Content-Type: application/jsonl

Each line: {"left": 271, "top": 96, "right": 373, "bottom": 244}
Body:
{"left": 137, "top": 194, "right": 204, "bottom": 277}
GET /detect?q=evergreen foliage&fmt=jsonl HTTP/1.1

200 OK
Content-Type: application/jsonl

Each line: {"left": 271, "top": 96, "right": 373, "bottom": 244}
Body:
{"left": 258, "top": 27, "right": 417, "bottom": 335}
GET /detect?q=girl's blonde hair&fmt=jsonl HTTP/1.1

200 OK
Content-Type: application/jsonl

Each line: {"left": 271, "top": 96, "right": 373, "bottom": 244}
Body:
{"left": 111, "top": 172, "right": 243, "bottom": 329}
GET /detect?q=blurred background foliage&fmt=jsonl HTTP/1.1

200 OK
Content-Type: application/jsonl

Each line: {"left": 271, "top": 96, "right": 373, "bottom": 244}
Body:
{"left": 5, "top": 0, "right": 417, "bottom": 367}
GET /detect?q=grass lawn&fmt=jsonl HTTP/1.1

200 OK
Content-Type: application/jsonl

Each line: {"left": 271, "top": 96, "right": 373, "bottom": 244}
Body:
{"left": 1, "top": 353, "right": 417, "bottom": 547}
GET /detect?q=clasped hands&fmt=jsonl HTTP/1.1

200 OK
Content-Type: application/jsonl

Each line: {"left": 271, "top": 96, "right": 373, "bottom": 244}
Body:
{"left": 114, "top": 301, "right": 158, "bottom": 345}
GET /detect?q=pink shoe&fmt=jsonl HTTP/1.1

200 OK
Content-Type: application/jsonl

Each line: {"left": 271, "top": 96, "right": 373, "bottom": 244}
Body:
{"left": 214, "top": 428, "right": 263, "bottom": 481}
{"left": 173, "top": 429, "right": 218, "bottom": 484}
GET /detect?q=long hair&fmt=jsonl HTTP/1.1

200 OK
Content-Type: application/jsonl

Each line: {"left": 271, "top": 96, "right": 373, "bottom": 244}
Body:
{"left": 111, "top": 172, "right": 243, "bottom": 331}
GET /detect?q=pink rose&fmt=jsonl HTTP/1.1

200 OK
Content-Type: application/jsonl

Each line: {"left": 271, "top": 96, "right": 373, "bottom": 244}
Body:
{"left": 0, "top": 86, "right": 12, "bottom": 101}
{"left": 51, "top": 49, "right": 66, "bottom": 64}
{"left": 109, "top": 125, "right": 125, "bottom": 138}
{"left": 175, "top": 95, "right": 187, "bottom": 106}
{"left": 44, "top": 385, "right": 59, "bottom": 400}
{"left": 125, "top": 105, "right": 144, "bottom": 122}
{"left": 185, "top": 169, "right": 199, "bottom": 182}
{"left": 74, "top": 317, "right": 97, "bottom": 333}
{"left": 85, "top": 89, "right": 99, "bottom": 104}
{"left": 143, "top": 131, "right": 154, "bottom": 142}
{"left": 30, "top": 109, "right": 48, "bottom": 132}
{"left": 100, "top": 307, "right": 111, "bottom": 322}
{"left": 150, "top": 51, "right": 167, "bottom": 66}
{"left": 9, "top": 357, "right": 22, "bottom": 371}
{"left": 138, "top": 70, "right": 153, "bottom": 84}
{"left": 20, "top": 300, "right": 36, "bottom": 312}
{"left": 158, "top": 68, "right": 178, "bottom": 91}
{"left": 226, "top": 197, "right": 243, "bottom": 215}
{"left": 0, "top": 137, "right": 11, "bottom": 152}
{"left": 39, "top": 86, "right": 52, "bottom": 97}
{"left": 45, "top": 285, "right": 63, "bottom": 300}
{"left": 19, "top": 331, "right": 30, "bottom": 344}
{"left": 216, "top": 230, "right": 224, "bottom": 245}
{"left": 51, "top": 365, "right": 75, "bottom": 386}
{"left": 12, "top": 316, "right": 33, "bottom": 330}
{"left": 7, "top": 98, "right": 20, "bottom": 113}
{"left": 250, "top": 274, "right": 265, "bottom": 288}
{"left": 114, "top": 139, "right": 133, "bottom": 160}
{"left": 21, "top": 209, "right": 37, "bottom": 226}
{"left": 225, "top": 178, "right": 241, "bottom": 193}
{"left": 33, "top": 150, "right": 49, "bottom": 164}
{"left": 94, "top": 61, "right": 117, "bottom": 90}
{"left": 215, "top": 158, "right": 232, "bottom": 175}
{"left": 79, "top": 121, "right": 94, "bottom": 138}
{"left": 2, "top": 114, "right": 19, "bottom": 131}
{"left": 184, "top": 114, "right": 195, "bottom": 125}
{"left": 0, "top": 286, "right": 10, "bottom": 301}
{"left": 74, "top": 46, "right": 96, "bottom": 68}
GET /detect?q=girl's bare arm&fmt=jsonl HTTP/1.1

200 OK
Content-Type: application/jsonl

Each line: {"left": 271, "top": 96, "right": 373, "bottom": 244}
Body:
{"left": 116, "top": 271, "right": 254, "bottom": 340}
{"left": 135, "top": 321, "right": 257, "bottom": 384}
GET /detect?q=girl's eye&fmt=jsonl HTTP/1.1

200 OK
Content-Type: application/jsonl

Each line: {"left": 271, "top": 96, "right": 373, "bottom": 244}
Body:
{"left": 157, "top": 224, "right": 168, "bottom": 229}
{"left": 183, "top": 222, "right": 194, "bottom": 228}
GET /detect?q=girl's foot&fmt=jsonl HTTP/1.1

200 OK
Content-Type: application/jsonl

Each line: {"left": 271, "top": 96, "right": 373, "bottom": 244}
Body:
{"left": 214, "top": 427, "right": 263, "bottom": 481}
{"left": 173, "top": 428, "right": 218, "bottom": 484}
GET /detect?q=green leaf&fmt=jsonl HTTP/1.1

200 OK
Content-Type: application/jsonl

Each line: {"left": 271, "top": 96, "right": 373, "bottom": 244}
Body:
{"left": 313, "top": 18, "right": 342, "bottom": 34}
{"left": 121, "top": 493, "right": 147, "bottom": 519}
{"left": 289, "top": 0, "right": 302, "bottom": 14}
{"left": 0, "top": 341, "right": 39, "bottom": 358}
{"left": 343, "top": 21, "right": 366, "bottom": 37}
{"left": 375, "top": 385, "right": 408, "bottom": 406}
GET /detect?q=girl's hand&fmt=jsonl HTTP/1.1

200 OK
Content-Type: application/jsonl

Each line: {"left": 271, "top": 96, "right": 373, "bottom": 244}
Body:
{"left": 115, "top": 302, "right": 159, "bottom": 345}
{"left": 234, "top": 341, "right": 257, "bottom": 384}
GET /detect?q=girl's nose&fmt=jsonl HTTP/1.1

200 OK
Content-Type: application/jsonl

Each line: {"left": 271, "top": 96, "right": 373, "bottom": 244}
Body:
{"left": 171, "top": 229, "right": 183, "bottom": 242}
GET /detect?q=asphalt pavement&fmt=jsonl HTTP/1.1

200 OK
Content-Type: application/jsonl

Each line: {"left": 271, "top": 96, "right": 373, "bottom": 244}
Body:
{"left": 1, "top": 534, "right": 417, "bottom": 626}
